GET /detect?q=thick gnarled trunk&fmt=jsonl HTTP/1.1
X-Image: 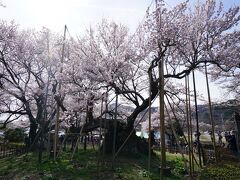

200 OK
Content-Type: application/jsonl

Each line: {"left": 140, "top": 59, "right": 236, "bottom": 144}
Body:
{"left": 126, "top": 79, "right": 158, "bottom": 131}
{"left": 29, "top": 121, "right": 38, "bottom": 146}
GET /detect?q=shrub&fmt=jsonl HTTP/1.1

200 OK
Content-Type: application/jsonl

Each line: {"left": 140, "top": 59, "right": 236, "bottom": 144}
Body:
{"left": 4, "top": 128, "right": 25, "bottom": 142}
{"left": 199, "top": 163, "right": 240, "bottom": 180}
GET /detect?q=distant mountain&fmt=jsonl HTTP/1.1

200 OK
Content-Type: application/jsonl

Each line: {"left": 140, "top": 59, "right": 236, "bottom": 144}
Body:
{"left": 197, "top": 99, "right": 240, "bottom": 125}
{"left": 110, "top": 99, "right": 240, "bottom": 128}
{"left": 108, "top": 104, "right": 135, "bottom": 113}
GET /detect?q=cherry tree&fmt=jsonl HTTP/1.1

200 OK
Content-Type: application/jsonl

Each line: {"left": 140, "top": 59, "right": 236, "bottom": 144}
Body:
{"left": 68, "top": 0, "right": 239, "bottom": 151}
{"left": 67, "top": 2, "right": 192, "bottom": 132}
{"left": 143, "top": 0, "right": 240, "bottom": 119}
{"left": 0, "top": 21, "right": 64, "bottom": 145}
{"left": 0, "top": 0, "right": 239, "bottom": 155}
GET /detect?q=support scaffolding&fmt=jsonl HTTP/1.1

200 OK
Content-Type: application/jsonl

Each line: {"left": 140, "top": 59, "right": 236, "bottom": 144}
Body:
{"left": 112, "top": 93, "right": 118, "bottom": 169}
{"left": 187, "top": 75, "right": 195, "bottom": 172}
{"left": 192, "top": 70, "right": 203, "bottom": 167}
{"left": 185, "top": 76, "right": 193, "bottom": 176}
{"left": 148, "top": 71, "right": 152, "bottom": 172}
{"left": 204, "top": 63, "right": 217, "bottom": 163}
{"left": 159, "top": 59, "right": 166, "bottom": 179}
{"left": 53, "top": 25, "right": 67, "bottom": 161}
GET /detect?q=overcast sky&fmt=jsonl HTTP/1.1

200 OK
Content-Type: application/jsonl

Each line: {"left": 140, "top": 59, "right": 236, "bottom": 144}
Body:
{"left": 0, "top": 0, "right": 154, "bottom": 34}
{"left": 1, "top": 0, "right": 239, "bottom": 34}
{"left": 0, "top": 0, "right": 239, "bottom": 103}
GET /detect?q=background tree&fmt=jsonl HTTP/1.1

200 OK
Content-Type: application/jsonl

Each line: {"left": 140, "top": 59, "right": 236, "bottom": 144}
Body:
{"left": 4, "top": 128, "right": 25, "bottom": 142}
{"left": 0, "top": 21, "right": 64, "bottom": 146}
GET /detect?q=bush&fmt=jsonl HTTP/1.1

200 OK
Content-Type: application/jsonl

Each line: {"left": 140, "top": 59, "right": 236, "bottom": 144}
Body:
{"left": 199, "top": 163, "right": 240, "bottom": 180}
{"left": 166, "top": 153, "right": 187, "bottom": 176}
{"left": 4, "top": 128, "right": 25, "bottom": 142}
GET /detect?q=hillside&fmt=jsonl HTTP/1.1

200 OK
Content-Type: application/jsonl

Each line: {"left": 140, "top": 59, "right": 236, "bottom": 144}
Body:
{"left": 111, "top": 99, "right": 240, "bottom": 132}
{"left": 198, "top": 99, "right": 240, "bottom": 125}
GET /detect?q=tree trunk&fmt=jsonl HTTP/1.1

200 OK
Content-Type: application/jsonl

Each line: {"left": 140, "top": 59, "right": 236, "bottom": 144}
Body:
{"left": 84, "top": 136, "right": 87, "bottom": 151}
{"left": 102, "top": 121, "right": 149, "bottom": 156}
{"left": 38, "top": 136, "right": 43, "bottom": 163}
{"left": 126, "top": 80, "right": 158, "bottom": 131}
{"left": 29, "top": 121, "right": 38, "bottom": 147}
{"left": 101, "top": 76, "right": 159, "bottom": 155}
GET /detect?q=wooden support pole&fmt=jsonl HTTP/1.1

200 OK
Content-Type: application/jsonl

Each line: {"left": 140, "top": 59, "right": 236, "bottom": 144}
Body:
{"left": 54, "top": 25, "right": 67, "bottom": 161}
{"left": 165, "top": 94, "right": 200, "bottom": 168}
{"left": 99, "top": 96, "right": 104, "bottom": 151}
{"left": 164, "top": 102, "right": 188, "bottom": 171}
{"left": 159, "top": 59, "right": 166, "bottom": 179}
{"left": 192, "top": 70, "right": 202, "bottom": 167}
{"left": 112, "top": 93, "right": 118, "bottom": 169}
{"left": 185, "top": 76, "right": 192, "bottom": 176}
{"left": 71, "top": 124, "right": 85, "bottom": 160}
{"left": 103, "top": 88, "right": 108, "bottom": 157}
{"left": 148, "top": 72, "right": 152, "bottom": 172}
{"left": 97, "top": 96, "right": 104, "bottom": 176}
{"left": 187, "top": 75, "right": 195, "bottom": 172}
{"left": 204, "top": 63, "right": 217, "bottom": 162}
{"left": 39, "top": 31, "right": 51, "bottom": 163}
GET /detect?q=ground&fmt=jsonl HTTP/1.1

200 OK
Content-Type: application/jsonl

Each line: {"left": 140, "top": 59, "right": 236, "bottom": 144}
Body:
{"left": 1, "top": 143, "right": 240, "bottom": 179}
{"left": 199, "top": 162, "right": 240, "bottom": 180}
{"left": 0, "top": 145, "right": 187, "bottom": 179}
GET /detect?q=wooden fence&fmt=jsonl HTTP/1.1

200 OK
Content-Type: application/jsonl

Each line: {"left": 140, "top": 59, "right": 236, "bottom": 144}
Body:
{"left": 0, "top": 144, "right": 27, "bottom": 159}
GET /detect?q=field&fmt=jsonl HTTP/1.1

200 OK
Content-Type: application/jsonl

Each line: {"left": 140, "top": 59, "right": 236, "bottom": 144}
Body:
{"left": 1, "top": 143, "right": 240, "bottom": 179}
{"left": 0, "top": 147, "right": 187, "bottom": 180}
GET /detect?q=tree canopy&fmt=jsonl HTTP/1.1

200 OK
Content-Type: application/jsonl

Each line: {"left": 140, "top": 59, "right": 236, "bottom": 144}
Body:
{"left": 0, "top": 0, "right": 239, "bottom": 147}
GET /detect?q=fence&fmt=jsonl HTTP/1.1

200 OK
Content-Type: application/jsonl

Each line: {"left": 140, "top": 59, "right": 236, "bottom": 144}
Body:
{"left": 0, "top": 143, "right": 27, "bottom": 159}
{"left": 152, "top": 144, "right": 189, "bottom": 154}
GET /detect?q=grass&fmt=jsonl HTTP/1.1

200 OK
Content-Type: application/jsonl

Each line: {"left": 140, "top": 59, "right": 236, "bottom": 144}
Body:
{"left": 199, "top": 162, "right": 240, "bottom": 180}
{"left": 6, "top": 143, "right": 240, "bottom": 179}
{"left": 0, "top": 147, "right": 188, "bottom": 179}
{"left": 0, "top": 149, "right": 98, "bottom": 179}
{"left": 185, "top": 133, "right": 226, "bottom": 144}
{"left": 4, "top": 146, "right": 239, "bottom": 179}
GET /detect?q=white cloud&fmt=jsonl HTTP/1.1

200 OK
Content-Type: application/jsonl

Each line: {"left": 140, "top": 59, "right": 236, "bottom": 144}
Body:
{"left": 0, "top": 0, "right": 151, "bottom": 34}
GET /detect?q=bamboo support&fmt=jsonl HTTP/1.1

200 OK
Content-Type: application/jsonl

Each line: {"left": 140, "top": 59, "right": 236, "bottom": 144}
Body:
{"left": 97, "top": 96, "right": 104, "bottom": 176}
{"left": 148, "top": 72, "right": 152, "bottom": 172}
{"left": 159, "top": 60, "right": 166, "bottom": 178}
{"left": 187, "top": 75, "right": 195, "bottom": 172}
{"left": 192, "top": 70, "right": 202, "bottom": 167}
{"left": 185, "top": 76, "right": 192, "bottom": 176}
{"left": 165, "top": 95, "right": 200, "bottom": 168}
{"left": 103, "top": 89, "right": 108, "bottom": 156}
{"left": 164, "top": 103, "right": 188, "bottom": 173}
{"left": 71, "top": 123, "right": 85, "bottom": 159}
{"left": 204, "top": 63, "right": 217, "bottom": 162}
{"left": 112, "top": 93, "right": 118, "bottom": 169}
{"left": 54, "top": 25, "right": 67, "bottom": 161}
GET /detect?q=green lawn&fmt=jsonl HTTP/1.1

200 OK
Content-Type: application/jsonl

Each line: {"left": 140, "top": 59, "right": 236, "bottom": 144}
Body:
{"left": 2, "top": 147, "right": 239, "bottom": 179}
{"left": 2, "top": 143, "right": 239, "bottom": 179}
{"left": 199, "top": 162, "right": 240, "bottom": 180}
{"left": 0, "top": 147, "right": 188, "bottom": 179}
